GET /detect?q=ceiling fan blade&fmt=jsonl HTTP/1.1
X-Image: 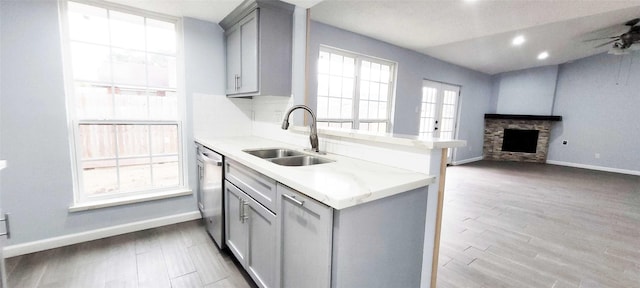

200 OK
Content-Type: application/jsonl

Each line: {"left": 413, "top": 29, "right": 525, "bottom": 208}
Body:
{"left": 625, "top": 18, "right": 640, "bottom": 26}
{"left": 583, "top": 36, "right": 620, "bottom": 42}
{"left": 594, "top": 39, "right": 618, "bottom": 48}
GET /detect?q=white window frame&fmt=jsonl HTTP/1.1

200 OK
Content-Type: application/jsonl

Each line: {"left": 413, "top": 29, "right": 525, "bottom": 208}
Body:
{"left": 316, "top": 46, "right": 396, "bottom": 132}
{"left": 60, "top": 0, "right": 189, "bottom": 208}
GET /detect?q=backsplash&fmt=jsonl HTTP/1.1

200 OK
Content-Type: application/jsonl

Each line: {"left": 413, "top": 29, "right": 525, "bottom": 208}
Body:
{"left": 192, "top": 93, "right": 252, "bottom": 139}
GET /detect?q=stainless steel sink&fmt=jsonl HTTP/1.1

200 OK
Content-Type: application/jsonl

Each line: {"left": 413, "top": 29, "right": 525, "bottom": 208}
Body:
{"left": 243, "top": 148, "right": 305, "bottom": 159}
{"left": 243, "top": 148, "right": 334, "bottom": 166}
{"left": 268, "top": 155, "right": 334, "bottom": 166}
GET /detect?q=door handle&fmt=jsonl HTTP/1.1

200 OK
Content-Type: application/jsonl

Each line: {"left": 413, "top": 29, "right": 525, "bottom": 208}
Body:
{"left": 0, "top": 213, "right": 11, "bottom": 239}
{"left": 235, "top": 74, "right": 240, "bottom": 90}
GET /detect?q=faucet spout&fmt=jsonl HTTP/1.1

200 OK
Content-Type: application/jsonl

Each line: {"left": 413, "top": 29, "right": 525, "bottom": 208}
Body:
{"left": 281, "top": 105, "right": 319, "bottom": 153}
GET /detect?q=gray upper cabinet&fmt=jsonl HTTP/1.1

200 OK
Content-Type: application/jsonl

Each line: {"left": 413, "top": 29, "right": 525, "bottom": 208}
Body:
{"left": 220, "top": 0, "right": 294, "bottom": 97}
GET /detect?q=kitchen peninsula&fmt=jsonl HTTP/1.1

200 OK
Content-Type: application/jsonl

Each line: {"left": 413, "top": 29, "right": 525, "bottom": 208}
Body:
{"left": 196, "top": 128, "right": 465, "bottom": 288}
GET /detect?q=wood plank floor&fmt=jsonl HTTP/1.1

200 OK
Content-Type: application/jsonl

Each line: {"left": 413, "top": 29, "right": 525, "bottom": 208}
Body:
{"left": 437, "top": 161, "right": 640, "bottom": 288}
{"left": 5, "top": 220, "right": 256, "bottom": 288}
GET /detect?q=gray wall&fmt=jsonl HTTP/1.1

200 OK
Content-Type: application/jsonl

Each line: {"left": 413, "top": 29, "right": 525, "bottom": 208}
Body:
{"left": 490, "top": 52, "right": 640, "bottom": 173}
{"left": 492, "top": 65, "right": 559, "bottom": 115}
{"left": 0, "top": 2, "right": 222, "bottom": 245}
{"left": 547, "top": 53, "right": 640, "bottom": 172}
{"left": 308, "top": 21, "right": 492, "bottom": 163}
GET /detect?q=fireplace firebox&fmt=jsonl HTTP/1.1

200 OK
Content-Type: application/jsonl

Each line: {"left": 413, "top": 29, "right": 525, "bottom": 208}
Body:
{"left": 502, "top": 129, "right": 539, "bottom": 153}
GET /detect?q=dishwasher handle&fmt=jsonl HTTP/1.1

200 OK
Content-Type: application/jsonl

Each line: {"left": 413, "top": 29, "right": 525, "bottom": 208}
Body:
{"left": 199, "top": 151, "right": 223, "bottom": 166}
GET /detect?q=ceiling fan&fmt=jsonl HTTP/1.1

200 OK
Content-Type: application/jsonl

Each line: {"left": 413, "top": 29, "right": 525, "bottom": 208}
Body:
{"left": 587, "top": 18, "right": 640, "bottom": 54}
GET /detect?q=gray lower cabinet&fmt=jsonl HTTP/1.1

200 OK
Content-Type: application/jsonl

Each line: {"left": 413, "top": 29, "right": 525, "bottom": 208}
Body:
{"left": 225, "top": 180, "right": 277, "bottom": 288}
{"left": 225, "top": 181, "right": 248, "bottom": 264}
{"left": 224, "top": 158, "right": 428, "bottom": 288}
{"left": 276, "top": 184, "right": 332, "bottom": 288}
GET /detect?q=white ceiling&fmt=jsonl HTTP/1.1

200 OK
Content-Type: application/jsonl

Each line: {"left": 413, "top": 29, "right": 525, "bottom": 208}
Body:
{"left": 310, "top": 0, "right": 640, "bottom": 75}
{"left": 105, "top": 0, "right": 640, "bottom": 75}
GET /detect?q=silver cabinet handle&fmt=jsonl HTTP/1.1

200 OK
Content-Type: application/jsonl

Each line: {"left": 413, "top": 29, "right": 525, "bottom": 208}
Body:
{"left": 235, "top": 74, "right": 240, "bottom": 91}
{"left": 242, "top": 200, "right": 249, "bottom": 223}
{"left": 283, "top": 194, "right": 304, "bottom": 206}
{"left": 238, "top": 198, "right": 244, "bottom": 222}
{"left": 0, "top": 213, "right": 10, "bottom": 239}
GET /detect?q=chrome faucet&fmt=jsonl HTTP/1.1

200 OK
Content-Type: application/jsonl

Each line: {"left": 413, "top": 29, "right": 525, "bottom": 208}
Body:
{"left": 281, "top": 105, "right": 319, "bottom": 153}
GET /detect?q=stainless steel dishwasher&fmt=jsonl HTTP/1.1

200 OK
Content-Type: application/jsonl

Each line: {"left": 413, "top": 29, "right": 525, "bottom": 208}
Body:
{"left": 196, "top": 144, "right": 225, "bottom": 249}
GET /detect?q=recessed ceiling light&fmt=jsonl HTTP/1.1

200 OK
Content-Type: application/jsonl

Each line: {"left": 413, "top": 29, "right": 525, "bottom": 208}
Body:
{"left": 512, "top": 35, "right": 525, "bottom": 46}
{"left": 537, "top": 51, "right": 549, "bottom": 60}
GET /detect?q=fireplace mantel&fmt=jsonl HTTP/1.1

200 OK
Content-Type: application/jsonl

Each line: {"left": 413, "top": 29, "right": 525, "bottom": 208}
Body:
{"left": 484, "top": 114, "right": 562, "bottom": 121}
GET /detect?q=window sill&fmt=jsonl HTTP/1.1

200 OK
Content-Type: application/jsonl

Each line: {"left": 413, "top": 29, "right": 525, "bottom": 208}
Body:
{"left": 68, "top": 189, "right": 192, "bottom": 212}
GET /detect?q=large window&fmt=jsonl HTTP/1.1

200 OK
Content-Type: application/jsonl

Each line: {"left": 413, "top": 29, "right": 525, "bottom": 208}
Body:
{"left": 62, "top": 1, "right": 185, "bottom": 204}
{"left": 316, "top": 47, "right": 395, "bottom": 132}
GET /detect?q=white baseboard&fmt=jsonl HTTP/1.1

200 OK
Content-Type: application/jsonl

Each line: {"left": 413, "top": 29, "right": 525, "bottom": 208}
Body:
{"left": 546, "top": 160, "right": 640, "bottom": 176}
{"left": 3, "top": 211, "right": 202, "bottom": 258}
{"left": 451, "top": 156, "right": 483, "bottom": 166}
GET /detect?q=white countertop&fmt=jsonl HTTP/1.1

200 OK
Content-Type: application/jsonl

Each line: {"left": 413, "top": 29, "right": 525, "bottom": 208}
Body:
{"left": 292, "top": 126, "right": 467, "bottom": 149}
{"left": 195, "top": 136, "right": 435, "bottom": 210}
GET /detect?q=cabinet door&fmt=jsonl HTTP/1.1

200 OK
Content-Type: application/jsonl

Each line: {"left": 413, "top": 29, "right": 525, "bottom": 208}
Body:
{"left": 225, "top": 181, "right": 248, "bottom": 264}
{"left": 225, "top": 26, "right": 241, "bottom": 94}
{"left": 246, "top": 195, "right": 277, "bottom": 288}
{"left": 239, "top": 10, "right": 258, "bottom": 94}
{"left": 277, "top": 184, "right": 333, "bottom": 288}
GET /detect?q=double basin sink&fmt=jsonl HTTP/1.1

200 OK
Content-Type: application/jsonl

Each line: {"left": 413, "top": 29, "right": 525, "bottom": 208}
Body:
{"left": 243, "top": 148, "right": 334, "bottom": 167}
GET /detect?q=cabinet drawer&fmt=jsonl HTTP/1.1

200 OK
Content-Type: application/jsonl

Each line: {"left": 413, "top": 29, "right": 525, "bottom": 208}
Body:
{"left": 226, "top": 159, "right": 277, "bottom": 212}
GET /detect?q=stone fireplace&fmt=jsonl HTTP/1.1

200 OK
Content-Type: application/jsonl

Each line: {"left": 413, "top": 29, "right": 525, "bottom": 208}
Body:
{"left": 483, "top": 114, "right": 562, "bottom": 163}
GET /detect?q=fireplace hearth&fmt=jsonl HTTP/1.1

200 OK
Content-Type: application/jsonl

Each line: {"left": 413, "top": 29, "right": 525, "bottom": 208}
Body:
{"left": 483, "top": 114, "right": 561, "bottom": 163}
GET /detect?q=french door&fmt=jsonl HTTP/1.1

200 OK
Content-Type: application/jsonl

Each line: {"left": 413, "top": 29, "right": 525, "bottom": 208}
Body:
{"left": 419, "top": 80, "right": 460, "bottom": 162}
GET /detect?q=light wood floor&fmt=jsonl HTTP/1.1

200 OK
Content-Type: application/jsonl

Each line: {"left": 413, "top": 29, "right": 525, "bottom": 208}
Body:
{"left": 437, "top": 161, "right": 640, "bottom": 288}
{"left": 5, "top": 220, "right": 255, "bottom": 288}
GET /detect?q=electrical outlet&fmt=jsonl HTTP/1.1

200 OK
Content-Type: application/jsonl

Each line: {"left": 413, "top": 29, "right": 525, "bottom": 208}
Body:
{"left": 595, "top": 153, "right": 600, "bottom": 159}
{"left": 562, "top": 140, "right": 568, "bottom": 145}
